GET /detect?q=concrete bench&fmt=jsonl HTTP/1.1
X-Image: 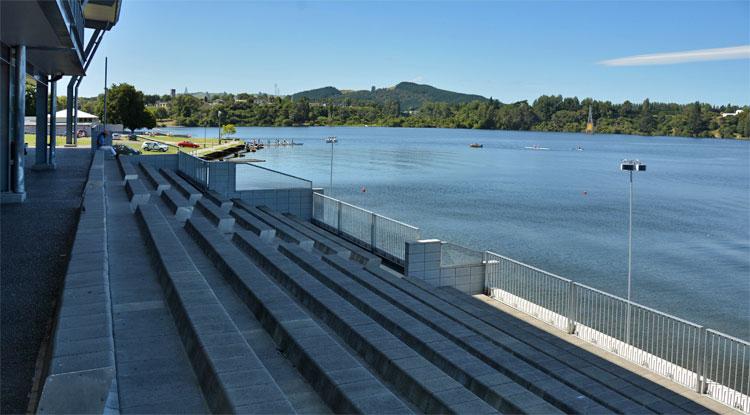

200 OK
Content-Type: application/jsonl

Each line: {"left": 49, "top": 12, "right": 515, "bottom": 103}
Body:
{"left": 160, "top": 188, "right": 193, "bottom": 222}
{"left": 429, "top": 285, "right": 706, "bottom": 414}
{"left": 283, "top": 212, "right": 382, "bottom": 269}
{"left": 230, "top": 230, "right": 497, "bottom": 414}
{"left": 124, "top": 179, "right": 150, "bottom": 209}
{"left": 139, "top": 162, "right": 171, "bottom": 195}
{"left": 117, "top": 157, "right": 138, "bottom": 181}
{"left": 322, "top": 255, "right": 653, "bottom": 414}
{"left": 278, "top": 244, "right": 590, "bottom": 415}
{"left": 205, "top": 190, "right": 233, "bottom": 214}
{"left": 234, "top": 201, "right": 313, "bottom": 250}
{"left": 184, "top": 217, "right": 413, "bottom": 414}
{"left": 229, "top": 208, "right": 275, "bottom": 242}
{"left": 36, "top": 164, "right": 116, "bottom": 414}
{"left": 159, "top": 168, "right": 201, "bottom": 205}
{"left": 257, "top": 207, "right": 350, "bottom": 259}
{"left": 134, "top": 204, "right": 294, "bottom": 414}
{"left": 195, "top": 198, "right": 234, "bottom": 233}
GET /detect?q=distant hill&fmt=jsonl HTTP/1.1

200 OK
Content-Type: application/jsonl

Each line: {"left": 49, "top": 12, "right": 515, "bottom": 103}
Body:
{"left": 292, "top": 82, "right": 487, "bottom": 109}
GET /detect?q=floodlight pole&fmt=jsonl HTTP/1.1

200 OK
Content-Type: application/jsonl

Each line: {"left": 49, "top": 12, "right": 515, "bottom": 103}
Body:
{"left": 329, "top": 139, "right": 334, "bottom": 195}
{"left": 627, "top": 169, "right": 633, "bottom": 345}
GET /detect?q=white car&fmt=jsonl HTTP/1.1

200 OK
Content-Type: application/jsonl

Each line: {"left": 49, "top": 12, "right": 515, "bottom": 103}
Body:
{"left": 141, "top": 141, "right": 169, "bottom": 152}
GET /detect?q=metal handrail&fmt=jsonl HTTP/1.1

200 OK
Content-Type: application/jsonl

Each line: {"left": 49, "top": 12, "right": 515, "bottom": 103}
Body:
{"left": 314, "top": 193, "right": 419, "bottom": 230}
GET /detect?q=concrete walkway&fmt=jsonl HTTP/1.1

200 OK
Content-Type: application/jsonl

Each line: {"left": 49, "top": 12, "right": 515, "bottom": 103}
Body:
{"left": 1, "top": 149, "right": 91, "bottom": 414}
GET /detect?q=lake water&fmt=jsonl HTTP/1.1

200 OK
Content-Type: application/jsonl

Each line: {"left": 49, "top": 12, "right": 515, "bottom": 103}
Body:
{"left": 164, "top": 126, "right": 750, "bottom": 340}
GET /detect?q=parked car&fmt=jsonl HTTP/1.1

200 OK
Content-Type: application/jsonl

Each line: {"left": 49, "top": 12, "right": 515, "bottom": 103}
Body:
{"left": 177, "top": 140, "right": 200, "bottom": 148}
{"left": 112, "top": 133, "right": 121, "bottom": 140}
{"left": 128, "top": 134, "right": 138, "bottom": 141}
{"left": 113, "top": 144, "right": 141, "bottom": 156}
{"left": 141, "top": 141, "right": 169, "bottom": 152}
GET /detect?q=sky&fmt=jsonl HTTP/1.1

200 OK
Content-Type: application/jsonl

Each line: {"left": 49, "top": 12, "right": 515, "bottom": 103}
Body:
{"left": 76, "top": 0, "right": 750, "bottom": 105}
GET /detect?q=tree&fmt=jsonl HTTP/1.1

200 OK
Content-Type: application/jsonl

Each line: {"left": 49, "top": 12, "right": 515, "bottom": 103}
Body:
{"left": 106, "top": 83, "right": 155, "bottom": 132}
{"left": 638, "top": 99, "right": 656, "bottom": 135}
{"left": 684, "top": 102, "right": 706, "bottom": 137}
{"left": 221, "top": 123, "right": 236, "bottom": 138}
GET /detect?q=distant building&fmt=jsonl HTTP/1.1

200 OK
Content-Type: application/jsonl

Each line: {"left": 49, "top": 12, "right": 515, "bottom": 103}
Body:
{"left": 24, "top": 110, "right": 100, "bottom": 136}
{"left": 156, "top": 101, "right": 169, "bottom": 109}
{"left": 170, "top": 88, "right": 176, "bottom": 99}
{"left": 721, "top": 109, "right": 744, "bottom": 117}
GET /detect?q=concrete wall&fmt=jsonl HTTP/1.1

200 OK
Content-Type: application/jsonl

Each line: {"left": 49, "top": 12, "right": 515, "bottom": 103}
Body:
{"left": 405, "top": 239, "right": 485, "bottom": 295}
{"left": 231, "top": 188, "right": 313, "bottom": 220}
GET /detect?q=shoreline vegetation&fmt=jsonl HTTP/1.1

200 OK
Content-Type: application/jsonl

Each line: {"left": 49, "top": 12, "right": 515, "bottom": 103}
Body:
{"left": 71, "top": 81, "right": 749, "bottom": 140}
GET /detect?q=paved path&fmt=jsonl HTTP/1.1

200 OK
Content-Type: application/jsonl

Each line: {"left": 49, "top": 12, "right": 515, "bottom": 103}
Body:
{"left": 1, "top": 149, "right": 91, "bottom": 414}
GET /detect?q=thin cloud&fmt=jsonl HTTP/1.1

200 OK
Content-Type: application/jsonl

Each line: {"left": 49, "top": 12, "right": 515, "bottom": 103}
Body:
{"left": 599, "top": 45, "right": 750, "bottom": 66}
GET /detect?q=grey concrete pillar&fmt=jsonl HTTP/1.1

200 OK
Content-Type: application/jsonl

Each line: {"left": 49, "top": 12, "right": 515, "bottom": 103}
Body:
{"left": 49, "top": 79, "right": 57, "bottom": 167}
{"left": 12, "top": 45, "right": 26, "bottom": 195}
{"left": 35, "top": 76, "right": 48, "bottom": 166}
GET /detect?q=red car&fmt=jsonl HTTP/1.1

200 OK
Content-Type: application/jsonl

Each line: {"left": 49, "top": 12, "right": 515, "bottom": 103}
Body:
{"left": 177, "top": 140, "right": 200, "bottom": 148}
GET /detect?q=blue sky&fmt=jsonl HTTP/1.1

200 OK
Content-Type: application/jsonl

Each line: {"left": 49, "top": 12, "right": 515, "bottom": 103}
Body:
{"left": 77, "top": 0, "right": 750, "bottom": 105}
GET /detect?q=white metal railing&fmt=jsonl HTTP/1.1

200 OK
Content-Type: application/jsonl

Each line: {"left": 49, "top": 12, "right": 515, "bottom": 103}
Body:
{"left": 235, "top": 163, "right": 312, "bottom": 191}
{"left": 312, "top": 193, "right": 420, "bottom": 264}
{"left": 484, "top": 251, "right": 750, "bottom": 413}
{"left": 177, "top": 151, "right": 210, "bottom": 189}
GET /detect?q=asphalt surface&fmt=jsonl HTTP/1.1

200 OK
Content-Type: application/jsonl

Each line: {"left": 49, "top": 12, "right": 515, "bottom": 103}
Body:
{"left": 1, "top": 148, "right": 91, "bottom": 414}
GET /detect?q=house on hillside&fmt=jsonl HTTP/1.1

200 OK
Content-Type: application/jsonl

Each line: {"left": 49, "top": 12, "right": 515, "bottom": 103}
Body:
{"left": 721, "top": 109, "right": 744, "bottom": 117}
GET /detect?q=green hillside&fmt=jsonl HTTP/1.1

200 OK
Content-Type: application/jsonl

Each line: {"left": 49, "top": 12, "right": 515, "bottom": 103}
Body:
{"left": 292, "top": 82, "right": 487, "bottom": 109}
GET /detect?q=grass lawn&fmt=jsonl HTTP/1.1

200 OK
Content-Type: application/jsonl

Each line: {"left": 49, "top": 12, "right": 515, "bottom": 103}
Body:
{"left": 23, "top": 133, "right": 226, "bottom": 156}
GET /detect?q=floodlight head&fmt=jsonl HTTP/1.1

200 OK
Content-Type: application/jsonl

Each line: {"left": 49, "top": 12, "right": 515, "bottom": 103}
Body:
{"left": 620, "top": 159, "right": 646, "bottom": 172}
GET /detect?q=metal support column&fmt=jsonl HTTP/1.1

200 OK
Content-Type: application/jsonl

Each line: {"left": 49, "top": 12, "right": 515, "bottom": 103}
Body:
{"left": 48, "top": 79, "right": 57, "bottom": 167}
{"left": 12, "top": 45, "right": 26, "bottom": 196}
{"left": 34, "top": 75, "right": 48, "bottom": 166}
{"left": 336, "top": 200, "right": 343, "bottom": 235}
{"left": 65, "top": 78, "right": 74, "bottom": 145}
{"left": 566, "top": 281, "right": 577, "bottom": 334}
{"left": 370, "top": 214, "right": 377, "bottom": 250}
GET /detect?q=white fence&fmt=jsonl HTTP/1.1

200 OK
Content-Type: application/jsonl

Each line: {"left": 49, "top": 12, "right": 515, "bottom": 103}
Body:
{"left": 311, "top": 193, "right": 420, "bottom": 265}
{"left": 484, "top": 251, "right": 749, "bottom": 413}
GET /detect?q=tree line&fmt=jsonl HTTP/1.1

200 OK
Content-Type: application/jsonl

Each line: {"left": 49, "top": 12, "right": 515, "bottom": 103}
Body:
{"left": 73, "top": 84, "right": 749, "bottom": 139}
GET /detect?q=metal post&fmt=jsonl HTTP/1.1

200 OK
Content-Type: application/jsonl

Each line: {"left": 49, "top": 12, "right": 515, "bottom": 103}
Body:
{"left": 34, "top": 75, "right": 48, "bottom": 166}
{"left": 48, "top": 79, "right": 57, "bottom": 166}
{"left": 696, "top": 326, "right": 707, "bottom": 393}
{"left": 329, "top": 140, "right": 334, "bottom": 195}
{"left": 12, "top": 45, "right": 26, "bottom": 194}
{"left": 73, "top": 84, "right": 79, "bottom": 145}
{"left": 103, "top": 57, "right": 108, "bottom": 134}
{"left": 567, "top": 281, "right": 577, "bottom": 334}
{"left": 65, "top": 77, "right": 75, "bottom": 145}
{"left": 370, "top": 214, "right": 377, "bottom": 250}
{"left": 336, "top": 200, "right": 342, "bottom": 235}
{"left": 626, "top": 170, "right": 633, "bottom": 345}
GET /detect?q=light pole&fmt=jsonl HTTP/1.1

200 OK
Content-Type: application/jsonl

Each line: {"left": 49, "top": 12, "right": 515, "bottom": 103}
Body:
{"left": 620, "top": 159, "right": 646, "bottom": 345}
{"left": 328, "top": 136, "right": 337, "bottom": 195}
{"left": 217, "top": 110, "right": 222, "bottom": 144}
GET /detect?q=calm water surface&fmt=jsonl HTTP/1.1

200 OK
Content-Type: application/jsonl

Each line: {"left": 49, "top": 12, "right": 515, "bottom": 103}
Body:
{"left": 166, "top": 126, "right": 750, "bottom": 339}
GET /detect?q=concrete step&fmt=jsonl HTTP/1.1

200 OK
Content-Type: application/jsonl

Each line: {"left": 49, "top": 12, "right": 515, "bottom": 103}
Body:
{"left": 323, "top": 255, "right": 658, "bottom": 414}
{"left": 139, "top": 162, "right": 171, "bottom": 195}
{"left": 230, "top": 229, "right": 499, "bottom": 414}
{"left": 279, "top": 244, "right": 573, "bottom": 415}
{"left": 432, "top": 285, "right": 714, "bottom": 415}
{"left": 134, "top": 204, "right": 295, "bottom": 414}
{"left": 230, "top": 208, "right": 276, "bottom": 243}
{"left": 184, "top": 216, "right": 414, "bottom": 414}
{"left": 234, "top": 200, "right": 314, "bottom": 249}
{"left": 117, "top": 157, "right": 138, "bottom": 181}
{"left": 383, "top": 272, "right": 690, "bottom": 413}
{"left": 257, "top": 206, "right": 350, "bottom": 258}
{"left": 195, "top": 197, "right": 235, "bottom": 233}
{"left": 160, "top": 168, "right": 202, "bottom": 205}
{"left": 161, "top": 187, "right": 193, "bottom": 222}
{"left": 283, "top": 213, "right": 382, "bottom": 268}
{"left": 205, "top": 190, "right": 233, "bottom": 213}
{"left": 124, "top": 178, "right": 150, "bottom": 209}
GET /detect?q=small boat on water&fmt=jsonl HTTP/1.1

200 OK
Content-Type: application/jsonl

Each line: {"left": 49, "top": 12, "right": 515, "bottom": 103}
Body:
{"left": 575, "top": 145, "right": 584, "bottom": 151}
{"left": 524, "top": 145, "right": 550, "bottom": 150}
{"left": 325, "top": 136, "right": 338, "bottom": 144}
{"left": 469, "top": 143, "right": 483, "bottom": 148}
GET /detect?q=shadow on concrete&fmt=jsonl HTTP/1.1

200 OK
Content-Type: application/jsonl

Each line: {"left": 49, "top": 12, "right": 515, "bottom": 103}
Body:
{"left": 1, "top": 148, "right": 91, "bottom": 414}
